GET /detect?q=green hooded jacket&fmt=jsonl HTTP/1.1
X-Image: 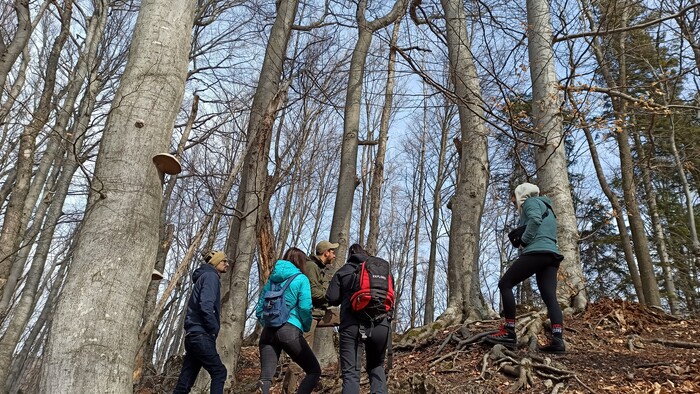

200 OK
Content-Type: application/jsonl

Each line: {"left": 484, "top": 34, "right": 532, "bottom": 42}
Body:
{"left": 304, "top": 255, "right": 329, "bottom": 318}
{"left": 514, "top": 183, "right": 562, "bottom": 256}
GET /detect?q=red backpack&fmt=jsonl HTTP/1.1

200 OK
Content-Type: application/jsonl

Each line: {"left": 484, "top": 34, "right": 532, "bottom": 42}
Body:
{"left": 350, "top": 257, "right": 395, "bottom": 321}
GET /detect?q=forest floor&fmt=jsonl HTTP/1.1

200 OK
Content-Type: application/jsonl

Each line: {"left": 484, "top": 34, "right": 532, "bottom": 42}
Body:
{"left": 141, "top": 299, "right": 700, "bottom": 393}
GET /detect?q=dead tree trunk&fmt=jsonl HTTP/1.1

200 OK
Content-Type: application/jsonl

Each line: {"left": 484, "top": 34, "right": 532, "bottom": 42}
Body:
{"left": 40, "top": 1, "right": 197, "bottom": 392}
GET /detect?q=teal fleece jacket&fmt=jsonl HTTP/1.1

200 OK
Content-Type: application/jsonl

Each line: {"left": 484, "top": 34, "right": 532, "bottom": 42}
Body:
{"left": 256, "top": 260, "right": 313, "bottom": 332}
{"left": 519, "top": 195, "right": 561, "bottom": 255}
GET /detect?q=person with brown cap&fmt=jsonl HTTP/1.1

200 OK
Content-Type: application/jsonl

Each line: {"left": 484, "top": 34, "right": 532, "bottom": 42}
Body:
{"left": 173, "top": 250, "right": 230, "bottom": 394}
{"left": 304, "top": 240, "right": 339, "bottom": 343}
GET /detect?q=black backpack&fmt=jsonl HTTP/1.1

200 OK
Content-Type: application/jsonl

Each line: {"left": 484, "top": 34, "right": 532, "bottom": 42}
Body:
{"left": 349, "top": 257, "right": 395, "bottom": 321}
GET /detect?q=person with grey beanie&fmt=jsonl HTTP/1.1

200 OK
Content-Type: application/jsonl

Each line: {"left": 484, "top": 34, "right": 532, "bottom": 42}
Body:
{"left": 485, "top": 183, "right": 566, "bottom": 354}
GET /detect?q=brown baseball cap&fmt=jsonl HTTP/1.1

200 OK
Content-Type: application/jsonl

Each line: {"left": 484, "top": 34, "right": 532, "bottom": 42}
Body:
{"left": 315, "top": 240, "right": 339, "bottom": 256}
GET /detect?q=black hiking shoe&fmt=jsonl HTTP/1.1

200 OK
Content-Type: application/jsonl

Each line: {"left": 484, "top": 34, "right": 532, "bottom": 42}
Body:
{"left": 485, "top": 325, "right": 517, "bottom": 349}
{"left": 538, "top": 336, "right": 566, "bottom": 354}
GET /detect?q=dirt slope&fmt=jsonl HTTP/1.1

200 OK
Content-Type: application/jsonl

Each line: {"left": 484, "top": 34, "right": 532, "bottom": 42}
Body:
{"left": 142, "top": 299, "right": 700, "bottom": 393}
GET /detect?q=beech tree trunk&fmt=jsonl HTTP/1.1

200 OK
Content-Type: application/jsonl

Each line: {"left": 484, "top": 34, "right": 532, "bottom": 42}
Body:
{"left": 367, "top": 20, "right": 401, "bottom": 256}
{"left": 424, "top": 103, "right": 453, "bottom": 324}
{"left": 219, "top": 0, "right": 300, "bottom": 385}
{"left": 40, "top": 1, "right": 197, "bottom": 392}
{"left": 438, "top": 0, "right": 490, "bottom": 323}
{"left": 526, "top": 0, "right": 587, "bottom": 310}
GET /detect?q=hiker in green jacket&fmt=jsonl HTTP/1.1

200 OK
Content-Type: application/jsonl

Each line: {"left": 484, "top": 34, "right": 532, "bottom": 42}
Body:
{"left": 485, "top": 182, "right": 567, "bottom": 354}
{"left": 303, "top": 240, "right": 339, "bottom": 347}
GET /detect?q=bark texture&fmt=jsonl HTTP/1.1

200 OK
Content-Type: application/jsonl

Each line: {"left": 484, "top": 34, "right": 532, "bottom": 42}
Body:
{"left": 526, "top": 0, "right": 587, "bottom": 310}
{"left": 219, "top": 0, "right": 300, "bottom": 385}
{"left": 40, "top": 1, "right": 196, "bottom": 392}
{"left": 439, "top": 0, "right": 490, "bottom": 323}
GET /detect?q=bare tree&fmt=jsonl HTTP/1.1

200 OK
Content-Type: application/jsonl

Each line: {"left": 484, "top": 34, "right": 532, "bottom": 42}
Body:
{"left": 219, "top": 0, "right": 301, "bottom": 384}
{"left": 328, "top": 0, "right": 408, "bottom": 260}
{"left": 40, "top": 1, "right": 198, "bottom": 391}
{"left": 367, "top": 19, "right": 402, "bottom": 255}
{"left": 437, "top": 0, "right": 491, "bottom": 323}
{"left": 0, "top": 0, "right": 30, "bottom": 92}
{"left": 527, "top": 0, "right": 587, "bottom": 309}
{"left": 0, "top": 0, "right": 71, "bottom": 297}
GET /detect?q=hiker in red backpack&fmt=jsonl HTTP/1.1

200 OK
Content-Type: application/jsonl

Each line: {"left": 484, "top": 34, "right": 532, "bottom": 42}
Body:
{"left": 326, "top": 243, "right": 394, "bottom": 394}
{"left": 255, "top": 247, "right": 321, "bottom": 393}
{"left": 485, "top": 182, "right": 566, "bottom": 354}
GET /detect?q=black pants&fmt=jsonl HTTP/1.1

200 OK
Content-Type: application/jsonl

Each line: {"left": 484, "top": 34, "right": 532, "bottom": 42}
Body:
{"left": 173, "top": 333, "right": 227, "bottom": 394}
{"left": 338, "top": 320, "right": 390, "bottom": 394}
{"left": 499, "top": 252, "right": 563, "bottom": 326}
{"left": 259, "top": 323, "right": 321, "bottom": 394}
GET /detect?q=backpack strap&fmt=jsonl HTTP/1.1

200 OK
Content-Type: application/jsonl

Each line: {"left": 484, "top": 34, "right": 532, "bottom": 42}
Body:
{"left": 541, "top": 200, "right": 556, "bottom": 219}
{"left": 276, "top": 273, "right": 301, "bottom": 292}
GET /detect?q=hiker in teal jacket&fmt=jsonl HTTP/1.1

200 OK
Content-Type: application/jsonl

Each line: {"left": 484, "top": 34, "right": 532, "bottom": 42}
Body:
{"left": 485, "top": 182, "right": 566, "bottom": 354}
{"left": 255, "top": 247, "right": 320, "bottom": 393}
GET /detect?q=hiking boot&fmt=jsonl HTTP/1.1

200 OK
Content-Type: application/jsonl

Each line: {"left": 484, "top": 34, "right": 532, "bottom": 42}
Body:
{"left": 538, "top": 336, "right": 566, "bottom": 354}
{"left": 485, "top": 325, "right": 517, "bottom": 349}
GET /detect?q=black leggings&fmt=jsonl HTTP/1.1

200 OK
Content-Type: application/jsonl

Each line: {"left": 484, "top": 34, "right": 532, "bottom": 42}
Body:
{"left": 258, "top": 323, "right": 321, "bottom": 394}
{"left": 499, "top": 252, "right": 563, "bottom": 325}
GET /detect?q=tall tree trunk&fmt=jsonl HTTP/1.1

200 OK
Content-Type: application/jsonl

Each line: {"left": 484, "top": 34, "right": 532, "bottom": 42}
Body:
{"left": 0, "top": 0, "right": 30, "bottom": 92}
{"left": 329, "top": 0, "right": 407, "bottom": 261}
{"left": 40, "top": 1, "right": 197, "bottom": 392}
{"left": 0, "top": 75, "right": 96, "bottom": 388}
{"left": 438, "top": 0, "right": 490, "bottom": 323}
{"left": 575, "top": 103, "right": 644, "bottom": 303}
{"left": 582, "top": 0, "right": 661, "bottom": 306}
{"left": 219, "top": 0, "right": 300, "bottom": 384}
{"left": 8, "top": 261, "right": 68, "bottom": 392}
{"left": 136, "top": 95, "right": 199, "bottom": 384}
{"left": 410, "top": 95, "right": 426, "bottom": 328}
{"left": 526, "top": 0, "right": 587, "bottom": 310}
{"left": 367, "top": 19, "right": 401, "bottom": 256}
{"left": 669, "top": 120, "right": 700, "bottom": 256}
{"left": 0, "top": 47, "right": 29, "bottom": 126}
{"left": 323, "top": 0, "right": 406, "bottom": 367}
{"left": 632, "top": 126, "right": 678, "bottom": 313}
{"left": 1, "top": 0, "right": 109, "bottom": 313}
{"left": 0, "top": 0, "right": 72, "bottom": 296}
{"left": 424, "top": 103, "right": 452, "bottom": 324}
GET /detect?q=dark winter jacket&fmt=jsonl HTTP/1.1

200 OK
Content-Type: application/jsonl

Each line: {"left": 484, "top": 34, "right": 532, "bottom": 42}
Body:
{"left": 183, "top": 264, "right": 221, "bottom": 337}
{"left": 326, "top": 252, "right": 391, "bottom": 330}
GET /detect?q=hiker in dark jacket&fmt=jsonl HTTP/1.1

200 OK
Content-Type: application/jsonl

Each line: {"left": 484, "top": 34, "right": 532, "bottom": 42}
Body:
{"left": 255, "top": 247, "right": 321, "bottom": 394}
{"left": 326, "top": 243, "right": 392, "bottom": 394}
{"left": 173, "top": 250, "right": 230, "bottom": 394}
{"left": 485, "top": 182, "right": 566, "bottom": 354}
